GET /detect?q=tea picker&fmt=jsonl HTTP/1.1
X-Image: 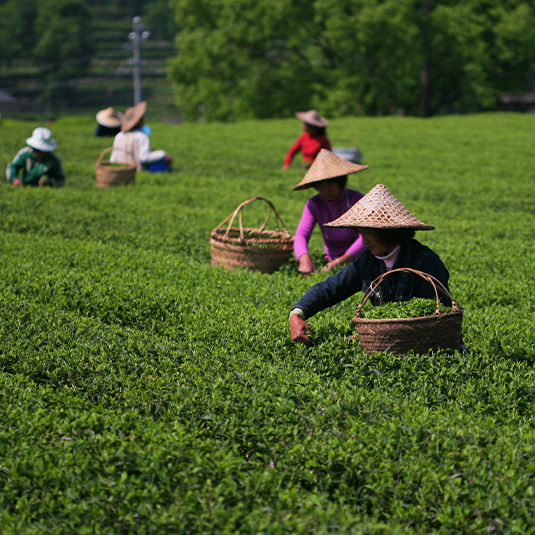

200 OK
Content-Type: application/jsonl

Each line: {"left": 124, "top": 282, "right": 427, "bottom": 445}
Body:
{"left": 6, "top": 127, "right": 65, "bottom": 187}
{"left": 291, "top": 148, "right": 369, "bottom": 275}
{"left": 289, "top": 183, "right": 458, "bottom": 352}
{"left": 110, "top": 101, "right": 172, "bottom": 173}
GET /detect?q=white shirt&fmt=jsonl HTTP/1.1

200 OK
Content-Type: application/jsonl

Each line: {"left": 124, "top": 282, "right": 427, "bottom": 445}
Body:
{"left": 376, "top": 244, "right": 401, "bottom": 271}
{"left": 110, "top": 130, "right": 166, "bottom": 171}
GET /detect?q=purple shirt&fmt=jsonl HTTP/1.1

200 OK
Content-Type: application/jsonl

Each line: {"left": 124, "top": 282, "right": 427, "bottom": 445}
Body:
{"left": 294, "top": 188, "right": 367, "bottom": 262}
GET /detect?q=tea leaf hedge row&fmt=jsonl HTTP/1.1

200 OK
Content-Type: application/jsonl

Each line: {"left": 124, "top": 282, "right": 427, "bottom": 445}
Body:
{"left": 1, "top": 113, "right": 534, "bottom": 533}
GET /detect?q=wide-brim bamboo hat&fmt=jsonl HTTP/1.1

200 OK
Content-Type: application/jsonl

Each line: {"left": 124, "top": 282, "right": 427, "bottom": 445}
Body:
{"left": 96, "top": 107, "right": 124, "bottom": 128}
{"left": 295, "top": 110, "right": 329, "bottom": 128}
{"left": 292, "top": 148, "right": 369, "bottom": 191}
{"left": 325, "top": 183, "right": 434, "bottom": 230}
{"left": 121, "top": 101, "right": 147, "bottom": 132}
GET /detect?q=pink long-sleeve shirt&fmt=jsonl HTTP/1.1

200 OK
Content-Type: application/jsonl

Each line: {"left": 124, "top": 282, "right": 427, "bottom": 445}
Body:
{"left": 294, "top": 188, "right": 366, "bottom": 262}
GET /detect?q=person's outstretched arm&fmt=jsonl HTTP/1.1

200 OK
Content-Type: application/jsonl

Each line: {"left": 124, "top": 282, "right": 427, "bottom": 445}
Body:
{"left": 293, "top": 262, "right": 363, "bottom": 319}
{"left": 283, "top": 134, "right": 305, "bottom": 169}
{"left": 289, "top": 310, "right": 315, "bottom": 346}
{"left": 321, "top": 233, "right": 366, "bottom": 272}
{"left": 294, "top": 201, "right": 317, "bottom": 275}
{"left": 289, "top": 261, "right": 364, "bottom": 344}
{"left": 6, "top": 148, "right": 26, "bottom": 185}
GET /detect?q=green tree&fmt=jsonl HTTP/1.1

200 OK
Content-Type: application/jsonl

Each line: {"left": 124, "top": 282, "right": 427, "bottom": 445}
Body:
{"left": 169, "top": 0, "right": 317, "bottom": 121}
{"left": 312, "top": 0, "right": 422, "bottom": 116}
{"left": 168, "top": 0, "right": 535, "bottom": 119}
{"left": 0, "top": 0, "right": 38, "bottom": 67}
{"left": 33, "top": 0, "right": 94, "bottom": 80}
{"left": 427, "top": 0, "right": 535, "bottom": 114}
{"left": 31, "top": 0, "right": 94, "bottom": 105}
{"left": 143, "top": 0, "right": 179, "bottom": 41}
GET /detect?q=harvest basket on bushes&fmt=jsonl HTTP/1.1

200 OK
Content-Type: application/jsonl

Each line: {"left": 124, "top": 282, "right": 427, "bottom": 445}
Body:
{"left": 210, "top": 196, "right": 294, "bottom": 273}
{"left": 332, "top": 139, "right": 363, "bottom": 164}
{"left": 353, "top": 267, "right": 463, "bottom": 355}
{"left": 332, "top": 146, "right": 362, "bottom": 164}
{"left": 95, "top": 148, "right": 136, "bottom": 189}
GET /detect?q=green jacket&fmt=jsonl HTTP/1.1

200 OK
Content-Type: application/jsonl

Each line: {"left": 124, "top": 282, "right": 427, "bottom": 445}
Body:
{"left": 7, "top": 147, "right": 65, "bottom": 187}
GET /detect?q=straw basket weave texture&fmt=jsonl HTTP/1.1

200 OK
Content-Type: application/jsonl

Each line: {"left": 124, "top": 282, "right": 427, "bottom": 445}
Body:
{"left": 95, "top": 148, "right": 136, "bottom": 189}
{"left": 332, "top": 146, "right": 362, "bottom": 164}
{"left": 326, "top": 184, "right": 434, "bottom": 230}
{"left": 210, "top": 197, "right": 294, "bottom": 273}
{"left": 353, "top": 268, "right": 463, "bottom": 355}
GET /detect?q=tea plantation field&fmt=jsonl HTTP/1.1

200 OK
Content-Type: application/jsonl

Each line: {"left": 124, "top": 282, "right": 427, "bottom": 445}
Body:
{"left": 1, "top": 113, "right": 534, "bottom": 533}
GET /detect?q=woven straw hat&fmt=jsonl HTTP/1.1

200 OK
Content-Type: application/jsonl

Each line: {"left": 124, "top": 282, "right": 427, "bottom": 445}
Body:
{"left": 293, "top": 149, "right": 369, "bottom": 191}
{"left": 96, "top": 107, "right": 124, "bottom": 128}
{"left": 26, "top": 127, "right": 57, "bottom": 152}
{"left": 121, "top": 101, "right": 147, "bottom": 132}
{"left": 295, "top": 109, "right": 328, "bottom": 128}
{"left": 325, "top": 183, "right": 434, "bottom": 230}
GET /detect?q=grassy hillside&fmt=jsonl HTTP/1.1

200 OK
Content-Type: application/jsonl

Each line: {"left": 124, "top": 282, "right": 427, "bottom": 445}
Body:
{"left": 1, "top": 113, "right": 534, "bottom": 533}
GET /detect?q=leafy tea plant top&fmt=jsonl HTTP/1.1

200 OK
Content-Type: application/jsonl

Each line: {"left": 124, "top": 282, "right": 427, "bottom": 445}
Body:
{"left": 360, "top": 297, "right": 453, "bottom": 320}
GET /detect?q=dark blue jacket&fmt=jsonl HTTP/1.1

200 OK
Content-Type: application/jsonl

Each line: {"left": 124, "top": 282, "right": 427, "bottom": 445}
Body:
{"left": 294, "top": 239, "right": 451, "bottom": 319}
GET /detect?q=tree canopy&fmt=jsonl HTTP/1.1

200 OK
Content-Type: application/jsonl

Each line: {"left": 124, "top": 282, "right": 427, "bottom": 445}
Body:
{"left": 169, "top": 0, "right": 535, "bottom": 120}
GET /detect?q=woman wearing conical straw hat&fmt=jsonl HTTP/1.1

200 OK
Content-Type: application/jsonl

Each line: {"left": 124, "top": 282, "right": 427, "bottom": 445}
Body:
{"left": 292, "top": 149, "right": 370, "bottom": 274}
{"left": 110, "top": 101, "right": 172, "bottom": 172}
{"left": 289, "top": 184, "right": 452, "bottom": 346}
{"left": 95, "top": 107, "right": 124, "bottom": 137}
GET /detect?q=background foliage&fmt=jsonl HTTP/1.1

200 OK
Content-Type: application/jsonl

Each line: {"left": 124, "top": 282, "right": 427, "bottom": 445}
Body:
{"left": 0, "top": 0, "right": 177, "bottom": 118}
{"left": 0, "top": 0, "right": 534, "bottom": 121}
{"left": 0, "top": 113, "right": 534, "bottom": 533}
{"left": 169, "top": 0, "right": 535, "bottom": 120}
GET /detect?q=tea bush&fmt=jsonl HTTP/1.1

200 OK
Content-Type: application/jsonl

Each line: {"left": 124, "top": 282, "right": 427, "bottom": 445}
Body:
{"left": 360, "top": 298, "right": 453, "bottom": 319}
{"left": 0, "top": 113, "right": 534, "bottom": 533}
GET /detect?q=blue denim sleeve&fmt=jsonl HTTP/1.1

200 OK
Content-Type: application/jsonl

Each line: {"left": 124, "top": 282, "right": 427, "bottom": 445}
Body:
{"left": 293, "top": 261, "right": 363, "bottom": 319}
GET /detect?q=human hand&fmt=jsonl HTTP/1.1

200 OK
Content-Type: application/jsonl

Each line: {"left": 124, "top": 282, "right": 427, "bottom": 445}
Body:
{"left": 38, "top": 177, "right": 50, "bottom": 187}
{"left": 12, "top": 178, "right": 22, "bottom": 187}
{"left": 320, "top": 253, "right": 353, "bottom": 273}
{"left": 290, "top": 314, "right": 315, "bottom": 346}
{"left": 298, "top": 254, "right": 316, "bottom": 275}
{"left": 321, "top": 259, "right": 340, "bottom": 272}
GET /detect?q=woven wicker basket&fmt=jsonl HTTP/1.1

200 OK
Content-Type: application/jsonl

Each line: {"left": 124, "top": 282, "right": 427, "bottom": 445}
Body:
{"left": 95, "top": 148, "right": 136, "bottom": 189}
{"left": 353, "top": 268, "right": 463, "bottom": 355}
{"left": 210, "top": 196, "right": 294, "bottom": 273}
{"left": 332, "top": 147, "right": 362, "bottom": 164}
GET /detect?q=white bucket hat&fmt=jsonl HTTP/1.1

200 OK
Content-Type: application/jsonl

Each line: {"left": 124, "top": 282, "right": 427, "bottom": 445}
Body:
{"left": 26, "top": 127, "right": 57, "bottom": 152}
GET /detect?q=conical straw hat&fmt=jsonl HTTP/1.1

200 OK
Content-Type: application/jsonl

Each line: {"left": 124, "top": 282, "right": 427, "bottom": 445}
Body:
{"left": 96, "top": 107, "right": 124, "bottom": 128}
{"left": 325, "top": 183, "right": 434, "bottom": 230}
{"left": 295, "top": 109, "right": 329, "bottom": 127}
{"left": 121, "top": 101, "right": 147, "bottom": 132}
{"left": 293, "top": 149, "right": 369, "bottom": 191}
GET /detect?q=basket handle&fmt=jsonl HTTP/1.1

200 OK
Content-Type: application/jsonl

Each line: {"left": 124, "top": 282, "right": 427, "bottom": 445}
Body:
{"left": 353, "top": 267, "right": 459, "bottom": 321}
{"left": 215, "top": 196, "right": 291, "bottom": 242}
{"left": 97, "top": 145, "right": 138, "bottom": 168}
{"left": 96, "top": 147, "right": 113, "bottom": 166}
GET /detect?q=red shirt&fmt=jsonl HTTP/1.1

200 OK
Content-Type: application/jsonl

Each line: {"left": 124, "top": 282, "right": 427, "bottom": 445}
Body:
{"left": 284, "top": 132, "right": 331, "bottom": 167}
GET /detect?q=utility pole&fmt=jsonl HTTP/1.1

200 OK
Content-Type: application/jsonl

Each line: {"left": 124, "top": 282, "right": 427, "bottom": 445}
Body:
{"left": 129, "top": 16, "right": 150, "bottom": 106}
